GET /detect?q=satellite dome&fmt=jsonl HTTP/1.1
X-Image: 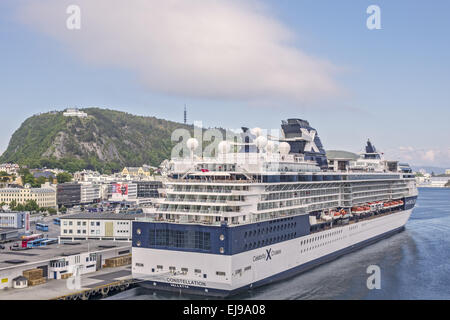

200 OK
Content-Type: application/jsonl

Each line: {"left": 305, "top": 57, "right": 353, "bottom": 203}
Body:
{"left": 186, "top": 138, "right": 199, "bottom": 151}
{"left": 251, "top": 127, "right": 262, "bottom": 137}
{"left": 279, "top": 142, "right": 291, "bottom": 155}
{"left": 255, "top": 136, "right": 268, "bottom": 150}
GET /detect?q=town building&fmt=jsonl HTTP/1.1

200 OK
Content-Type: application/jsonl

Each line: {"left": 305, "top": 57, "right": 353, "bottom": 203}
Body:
{"left": 80, "top": 183, "right": 101, "bottom": 204}
{"left": 134, "top": 180, "right": 163, "bottom": 198}
{"left": 57, "top": 182, "right": 102, "bottom": 207}
{"left": 108, "top": 182, "right": 138, "bottom": 201}
{"left": 59, "top": 213, "right": 144, "bottom": 242}
{"left": 430, "top": 177, "right": 449, "bottom": 188}
{"left": 121, "top": 167, "right": 151, "bottom": 177}
{"left": 63, "top": 108, "right": 88, "bottom": 118}
{"left": 0, "top": 228, "right": 20, "bottom": 243}
{"left": 0, "top": 163, "right": 20, "bottom": 175}
{"left": 57, "top": 183, "right": 81, "bottom": 207}
{"left": 31, "top": 170, "right": 56, "bottom": 182}
{"left": 446, "top": 169, "right": 450, "bottom": 175}
{"left": 0, "top": 211, "right": 30, "bottom": 231}
{"left": 0, "top": 184, "right": 56, "bottom": 208}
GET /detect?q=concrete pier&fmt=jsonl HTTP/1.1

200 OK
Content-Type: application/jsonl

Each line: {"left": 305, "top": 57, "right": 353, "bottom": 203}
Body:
{"left": 0, "top": 265, "right": 133, "bottom": 300}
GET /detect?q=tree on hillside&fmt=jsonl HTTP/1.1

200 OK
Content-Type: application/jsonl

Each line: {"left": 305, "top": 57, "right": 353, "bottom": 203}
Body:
{"left": 57, "top": 172, "right": 73, "bottom": 183}
{"left": 19, "top": 168, "right": 37, "bottom": 186}
{"left": 35, "top": 176, "right": 47, "bottom": 186}
{"left": 0, "top": 171, "right": 10, "bottom": 182}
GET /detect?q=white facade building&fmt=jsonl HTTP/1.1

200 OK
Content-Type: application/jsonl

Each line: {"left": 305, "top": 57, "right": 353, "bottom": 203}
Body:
{"left": 63, "top": 108, "right": 88, "bottom": 118}
{"left": 0, "top": 184, "right": 57, "bottom": 209}
{"left": 59, "top": 213, "right": 144, "bottom": 242}
{"left": 80, "top": 183, "right": 101, "bottom": 204}
{"left": 108, "top": 183, "right": 138, "bottom": 201}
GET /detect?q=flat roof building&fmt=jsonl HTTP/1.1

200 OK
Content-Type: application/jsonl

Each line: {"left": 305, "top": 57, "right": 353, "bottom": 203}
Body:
{"left": 59, "top": 213, "right": 144, "bottom": 242}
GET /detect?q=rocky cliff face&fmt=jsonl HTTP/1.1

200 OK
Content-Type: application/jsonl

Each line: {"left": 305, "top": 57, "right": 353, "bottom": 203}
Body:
{"left": 0, "top": 108, "right": 193, "bottom": 172}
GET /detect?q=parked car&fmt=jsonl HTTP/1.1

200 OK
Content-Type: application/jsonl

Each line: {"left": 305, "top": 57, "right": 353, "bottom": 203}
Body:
{"left": 0, "top": 244, "right": 5, "bottom": 250}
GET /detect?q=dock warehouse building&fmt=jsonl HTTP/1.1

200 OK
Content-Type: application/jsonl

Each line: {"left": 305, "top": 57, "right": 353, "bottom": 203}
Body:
{"left": 59, "top": 213, "right": 144, "bottom": 242}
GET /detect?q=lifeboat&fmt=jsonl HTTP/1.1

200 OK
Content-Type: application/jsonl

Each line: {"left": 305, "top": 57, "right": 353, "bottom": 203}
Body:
{"left": 331, "top": 211, "right": 341, "bottom": 219}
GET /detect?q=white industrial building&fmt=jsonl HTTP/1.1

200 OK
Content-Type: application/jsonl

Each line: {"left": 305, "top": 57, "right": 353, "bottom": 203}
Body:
{"left": 59, "top": 213, "right": 144, "bottom": 242}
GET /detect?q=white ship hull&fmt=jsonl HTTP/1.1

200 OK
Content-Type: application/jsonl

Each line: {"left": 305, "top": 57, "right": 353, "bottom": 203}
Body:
{"left": 133, "top": 208, "right": 412, "bottom": 297}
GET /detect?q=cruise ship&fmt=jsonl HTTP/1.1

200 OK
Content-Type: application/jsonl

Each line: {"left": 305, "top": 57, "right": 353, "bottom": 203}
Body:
{"left": 132, "top": 119, "right": 417, "bottom": 297}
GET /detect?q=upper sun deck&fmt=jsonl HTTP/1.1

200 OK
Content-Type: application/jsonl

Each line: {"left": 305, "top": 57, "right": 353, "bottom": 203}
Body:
{"left": 168, "top": 152, "right": 321, "bottom": 175}
{"left": 162, "top": 151, "right": 413, "bottom": 186}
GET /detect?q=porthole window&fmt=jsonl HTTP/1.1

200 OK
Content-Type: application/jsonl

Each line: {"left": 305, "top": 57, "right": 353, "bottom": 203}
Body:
{"left": 220, "top": 247, "right": 224, "bottom": 254}
{"left": 220, "top": 234, "right": 225, "bottom": 241}
{"left": 136, "top": 240, "right": 141, "bottom": 247}
{"left": 136, "top": 228, "right": 141, "bottom": 235}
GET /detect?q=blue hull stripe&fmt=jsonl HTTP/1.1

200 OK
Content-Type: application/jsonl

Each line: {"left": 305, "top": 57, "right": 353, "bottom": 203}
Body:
{"left": 138, "top": 225, "right": 406, "bottom": 297}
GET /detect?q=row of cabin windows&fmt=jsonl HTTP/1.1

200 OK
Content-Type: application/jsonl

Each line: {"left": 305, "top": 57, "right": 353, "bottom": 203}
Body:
{"left": 137, "top": 264, "right": 227, "bottom": 278}
{"left": 244, "top": 232, "right": 296, "bottom": 250}
{"left": 300, "top": 229, "right": 343, "bottom": 246}
{"left": 301, "top": 234, "right": 346, "bottom": 253}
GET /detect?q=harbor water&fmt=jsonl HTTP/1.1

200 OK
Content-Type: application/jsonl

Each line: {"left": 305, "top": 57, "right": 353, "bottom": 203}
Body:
{"left": 107, "top": 188, "right": 450, "bottom": 300}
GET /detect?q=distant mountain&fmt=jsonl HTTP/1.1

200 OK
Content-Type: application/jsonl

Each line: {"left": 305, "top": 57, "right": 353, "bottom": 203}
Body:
{"left": 0, "top": 108, "right": 193, "bottom": 173}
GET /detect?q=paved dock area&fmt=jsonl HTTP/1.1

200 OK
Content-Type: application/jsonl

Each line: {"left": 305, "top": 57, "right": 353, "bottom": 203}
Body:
{"left": 0, "top": 240, "right": 130, "bottom": 269}
{"left": 0, "top": 265, "right": 132, "bottom": 300}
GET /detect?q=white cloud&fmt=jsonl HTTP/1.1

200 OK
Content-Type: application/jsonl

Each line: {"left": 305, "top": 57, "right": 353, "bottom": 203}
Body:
{"left": 385, "top": 146, "right": 450, "bottom": 167}
{"left": 16, "top": 0, "right": 341, "bottom": 103}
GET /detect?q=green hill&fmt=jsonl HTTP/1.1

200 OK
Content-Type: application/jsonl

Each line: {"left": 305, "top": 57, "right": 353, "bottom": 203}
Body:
{"left": 0, "top": 108, "right": 193, "bottom": 173}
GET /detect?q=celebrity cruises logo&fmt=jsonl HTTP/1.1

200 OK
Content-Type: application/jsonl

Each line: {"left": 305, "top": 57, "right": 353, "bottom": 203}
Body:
{"left": 253, "top": 248, "right": 281, "bottom": 262}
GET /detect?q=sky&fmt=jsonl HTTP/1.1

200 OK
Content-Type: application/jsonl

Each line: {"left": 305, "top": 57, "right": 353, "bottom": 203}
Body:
{"left": 0, "top": 0, "right": 449, "bottom": 167}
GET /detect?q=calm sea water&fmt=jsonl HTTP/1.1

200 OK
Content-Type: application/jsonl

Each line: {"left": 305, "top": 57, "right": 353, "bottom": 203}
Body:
{"left": 108, "top": 188, "right": 450, "bottom": 300}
